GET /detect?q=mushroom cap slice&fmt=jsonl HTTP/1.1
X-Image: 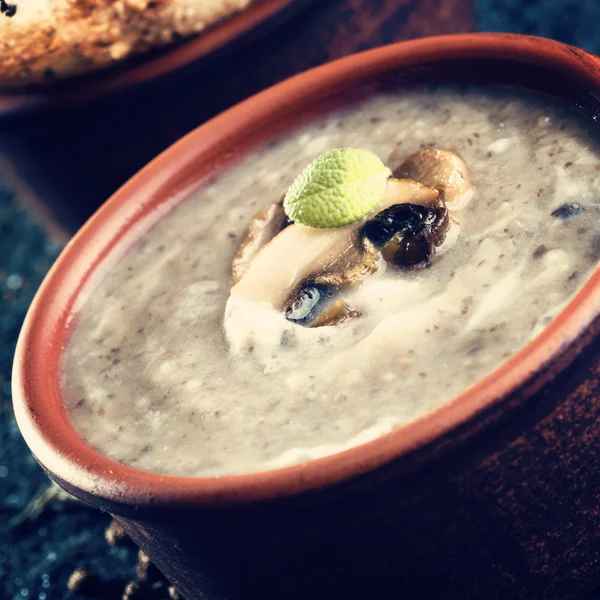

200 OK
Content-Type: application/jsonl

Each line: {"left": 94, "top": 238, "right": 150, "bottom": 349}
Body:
{"left": 308, "top": 299, "right": 360, "bottom": 328}
{"left": 232, "top": 199, "right": 288, "bottom": 283}
{"left": 394, "top": 149, "right": 472, "bottom": 209}
{"left": 381, "top": 177, "right": 441, "bottom": 209}
{"left": 231, "top": 178, "right": 441, "bottom": 310}
{"left": 231, "top": 221, "right": 377, "bottom": 309}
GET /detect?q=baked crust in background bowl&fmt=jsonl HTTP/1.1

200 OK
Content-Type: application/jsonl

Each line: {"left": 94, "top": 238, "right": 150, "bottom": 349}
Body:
{"left": 0, "top": 0, "right": 316, "bottom": 235}
{"left": 12, "top": 33, "right": 600, "bottom": 600}
{"left": 0, "top": 0, "right": 255, "bottom": 87}
{"left": 0, "top": 0, "right": 310, "bottom": 106}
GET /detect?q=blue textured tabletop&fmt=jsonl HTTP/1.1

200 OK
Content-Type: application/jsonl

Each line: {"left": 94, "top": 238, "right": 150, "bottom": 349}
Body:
{"left": 2, "top": 1, "right": 600, "bottom": 599}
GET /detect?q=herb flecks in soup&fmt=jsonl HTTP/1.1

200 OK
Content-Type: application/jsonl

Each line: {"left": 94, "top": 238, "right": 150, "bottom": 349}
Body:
{"left": 61, "top": 86, "right": 600, "bottom": 477}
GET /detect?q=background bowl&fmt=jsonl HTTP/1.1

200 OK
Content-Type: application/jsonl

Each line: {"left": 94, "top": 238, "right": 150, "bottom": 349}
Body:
{"left": 0, "top": 0, "right": 314, "bottom": 114}
{"left": 0, "top": 0, "right": 316, "bottom": 233}
{"left": 12, "top": 33, "right": 600, "bottom": 600}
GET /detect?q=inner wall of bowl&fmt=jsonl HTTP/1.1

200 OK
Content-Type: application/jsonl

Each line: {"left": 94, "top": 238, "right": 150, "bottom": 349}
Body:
{"left": 378, "top": 58, "right": 600, "bottom": 121}
{"left": 169, "top": 58, "right": 600, "bottom": 211}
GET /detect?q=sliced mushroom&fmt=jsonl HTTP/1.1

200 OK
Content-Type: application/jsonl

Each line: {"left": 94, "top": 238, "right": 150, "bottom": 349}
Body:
{"left": 280, "top": 244, "right": 375, "bottom": 327}
{"left": 380, "top": 230, "right": 431, "bottom": 267}
{"left": 361, "top": 202, "right": 435, "bottom": 247}
{"left": 394, "top": 149, "right": 472, "bottom": 209}
{"left": 380, "top": 177, "right": 440, "bottom": 210}
{"left": 312, "top": 238, "right": 378, "bottom": 288}
{"left": 309, "top": 299, "right": 360, "bottom": 328}
{"left": 232, "top": 220, "right": 378, "bottom": 310}
{"left": 232, "top": 198, "right": 290, "bottom": 283}
{"left": 232, "top": 179, "right": 438, "bottom": 285}
{"left": 228, "top": 176, "right": 455, "bottom": 331}
{"left": 284, "top": 282, "right": 330, "bottom": 324}
{"left": 284, "top": 286, "right": 359, "bottom": 328}
{"left": 362, "top": 199, "right": 449, "bottom": 269}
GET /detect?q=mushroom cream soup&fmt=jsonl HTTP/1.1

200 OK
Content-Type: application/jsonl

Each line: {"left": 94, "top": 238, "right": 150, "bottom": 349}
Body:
{"left": 61, "top": 86, "right": 600, "bottom": 477}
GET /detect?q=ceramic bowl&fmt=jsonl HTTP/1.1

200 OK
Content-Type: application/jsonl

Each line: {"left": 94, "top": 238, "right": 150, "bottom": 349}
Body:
{"left": 13, "top": 33, "right": 600, "bottom": 600}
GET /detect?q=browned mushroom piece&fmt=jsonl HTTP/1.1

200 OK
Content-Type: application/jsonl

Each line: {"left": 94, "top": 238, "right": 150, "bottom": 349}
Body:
{"left": 233, "top": 215, "right": 383, "bottom": 309}
{"left": 360, "top": 176, "right": 451, "bottom": 268}
{"left": 362, "top": 198, "right": 450, "bottom": 269}
{"left": 228, "top": 169, "right": 464, "bottom": 334}
{"left": 308, "top": 299, "right": 360, "bottom": 328}
{"left": 230, "top": 177, "right": 457, "bottom": 329}
{"left": 231, "top": 197, "right": 289, "bottom": 283}
{"left": 281, "top": 241, "right": 376, "bottom": 328}
{"left": 394, "top": 149, "right": 472, "bottom": 209}
{"left": 381, "top": 177, "right": 441, "bottom": 209}
{"left": 311, "top": 238, "right": 379, "bottom": 289}
{"left": 232, "top": 178, "right": 440, "bottom": 289}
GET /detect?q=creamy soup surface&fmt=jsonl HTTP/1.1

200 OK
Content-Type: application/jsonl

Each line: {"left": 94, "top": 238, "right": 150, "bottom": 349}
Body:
{"left": 61, "top": 86, "right": 600, "bottom": 477}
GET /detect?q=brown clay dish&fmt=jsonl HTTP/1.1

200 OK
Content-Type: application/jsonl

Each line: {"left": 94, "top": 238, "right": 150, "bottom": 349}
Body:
{"left": 12, "top": 33, "right": 600, "bottom": 600}
{"left": 0, "top": 0, "right": 312, "bottom": 117}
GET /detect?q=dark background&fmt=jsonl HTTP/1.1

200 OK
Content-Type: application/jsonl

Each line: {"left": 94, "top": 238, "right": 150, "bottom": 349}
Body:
{"left": 2, "top": 1, "right": 600, "bottom": 598}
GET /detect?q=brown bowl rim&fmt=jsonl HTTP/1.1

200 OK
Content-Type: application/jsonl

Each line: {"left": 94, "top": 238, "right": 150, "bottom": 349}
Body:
{"left": 0, "top": 0, "right": 308, "bottom": 117}
{"left": 12, "top": 32, "right": 600, "bottom": 509}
